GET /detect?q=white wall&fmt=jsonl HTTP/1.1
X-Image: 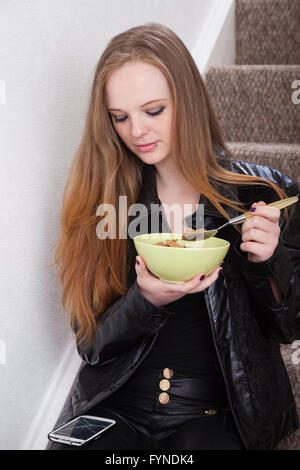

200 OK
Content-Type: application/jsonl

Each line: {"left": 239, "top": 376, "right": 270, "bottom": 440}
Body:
{"left": 0, "top": 0, "right": 234, "bottom": 450}
{"left": 194, "top": 0, "right": 235, "bottom": 75}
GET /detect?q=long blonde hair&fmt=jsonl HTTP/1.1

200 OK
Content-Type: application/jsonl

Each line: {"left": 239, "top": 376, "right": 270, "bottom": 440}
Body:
{"left": 50, "top": 23, "right": 286, "bottom": 347}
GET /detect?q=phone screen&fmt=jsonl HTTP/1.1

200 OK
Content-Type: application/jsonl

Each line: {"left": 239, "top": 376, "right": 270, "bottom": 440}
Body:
{"left": 50, "top": 415, "right": 115, "bottom": 443}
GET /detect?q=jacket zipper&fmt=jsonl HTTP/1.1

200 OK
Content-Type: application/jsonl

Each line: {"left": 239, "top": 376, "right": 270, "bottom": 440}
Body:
{"left": 204, "top": 289, "right": 249, "bottom": 450}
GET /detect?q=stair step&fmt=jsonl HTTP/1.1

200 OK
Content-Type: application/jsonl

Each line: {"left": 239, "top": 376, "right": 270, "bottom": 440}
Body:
{"left": 236, "top": 0, "right": 300, "bottom": 65}
{"left": 276, "top": 343, "right": 300, "bottom": 450}
{"left": 205, "top": 65, "right": 300, "bottom": 143}
{"left": 227, "top": 142, "right": 300, "bottom": 187}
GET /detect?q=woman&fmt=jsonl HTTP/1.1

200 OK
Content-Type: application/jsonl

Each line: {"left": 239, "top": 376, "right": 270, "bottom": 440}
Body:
{"left": 47, "top": 23, "right": 300, "bottom": 450}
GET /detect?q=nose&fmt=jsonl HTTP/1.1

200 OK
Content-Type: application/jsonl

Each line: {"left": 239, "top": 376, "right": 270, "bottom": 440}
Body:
{"left": 130, "top": 116, "right": 148, "bottom": 138}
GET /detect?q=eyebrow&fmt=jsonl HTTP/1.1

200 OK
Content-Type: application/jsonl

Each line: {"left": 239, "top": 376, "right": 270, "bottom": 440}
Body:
{"left": 107, "top": 98, "right": 168, "bottom": 112}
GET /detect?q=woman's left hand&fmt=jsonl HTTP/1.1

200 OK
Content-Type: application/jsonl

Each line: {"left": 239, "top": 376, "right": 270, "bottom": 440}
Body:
{"left": 240, "top": 201, "right": 281, "bottom": 263}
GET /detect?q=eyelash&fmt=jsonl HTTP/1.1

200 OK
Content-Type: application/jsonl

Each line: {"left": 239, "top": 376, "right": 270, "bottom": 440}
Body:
{"left": 112, "top": 106, "right": 165, "bottom": 123}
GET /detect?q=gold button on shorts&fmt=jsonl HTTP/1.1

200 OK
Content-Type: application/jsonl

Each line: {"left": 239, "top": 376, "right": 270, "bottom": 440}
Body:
{"left": 163, "top": 368, "right": 174, "bottom": 379}
{"left": 159, "top": 379, "right": 170, "bottom": 391}
{"left": 158, "top": 392, "right": 169, "bottom": 404}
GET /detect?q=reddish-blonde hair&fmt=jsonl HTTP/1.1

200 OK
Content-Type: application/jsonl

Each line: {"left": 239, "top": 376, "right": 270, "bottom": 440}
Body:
{"left": 50, "top": 23, "right": 286, "bottom": 347}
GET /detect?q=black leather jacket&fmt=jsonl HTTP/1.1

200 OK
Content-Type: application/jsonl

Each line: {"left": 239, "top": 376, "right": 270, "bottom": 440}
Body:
{"left": 48, "top": 156, "right": 300, "bottom": 450}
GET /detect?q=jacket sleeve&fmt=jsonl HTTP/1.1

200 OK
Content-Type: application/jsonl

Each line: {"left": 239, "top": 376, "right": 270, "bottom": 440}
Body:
{"left": 74, "top": 280, "right": 176, "bottom": 365}
{"left": 234, "top": 179, "right": 300, "bottom": 343}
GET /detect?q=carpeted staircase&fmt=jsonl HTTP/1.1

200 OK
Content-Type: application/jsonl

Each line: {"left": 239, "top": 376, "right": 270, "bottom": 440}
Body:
{"left": 206, "top": 0, "right": 300, "bottom": 187}
{"left": 205, "top": 0, "right": 300, "bottom": 450}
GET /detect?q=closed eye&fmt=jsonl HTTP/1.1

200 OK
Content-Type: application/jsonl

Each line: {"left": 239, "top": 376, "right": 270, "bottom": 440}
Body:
{"left": 113, "top": 115, "right": 127, "bottom": 123}
{"left": 111, "top": 106, "right": 165, "bottom": 123}
{"left": 147, "top": 106, "right": 165, "bottom": 117}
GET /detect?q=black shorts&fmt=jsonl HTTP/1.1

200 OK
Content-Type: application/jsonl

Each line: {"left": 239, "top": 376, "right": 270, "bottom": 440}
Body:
{"left": 48, "top": 366, "right": 245, "bottom": 450}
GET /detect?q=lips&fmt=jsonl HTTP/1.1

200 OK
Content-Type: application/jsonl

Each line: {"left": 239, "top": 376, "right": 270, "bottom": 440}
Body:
{"left": 136, "top": 141, "right": 158, "bottom": 152}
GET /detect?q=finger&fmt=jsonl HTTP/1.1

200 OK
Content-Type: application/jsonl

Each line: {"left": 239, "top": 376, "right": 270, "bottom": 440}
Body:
{"left": 166, "top": 271, "right": 206, "bottom": 294}
{"left": 240, "top": 241, "right": 275, "bottom": 260}
{"left": 242, "top": 215, "right": 277, "bottom": 235}
{"left": 204, "top": 264, "right": 223, "bottom": 278}
{"left": 135, "top": 256, "right": 157, "bottom": 279}
{"left": 198, "top": 265, "right": 222, "bottom": 287}
{"left": 252, "top": 201, "right": 266, "bottom": 207}
{"left": 249, "top": 205, "right": 280, "bottom": 224}
{"left": 187, "top": 266, "right": 222, "bottom": 294}
{"left": 135, "top": 256, "right": 143, "bottom": 270}
{"left": 163, "top": 266, "right": 214, "bottom": 294}
{"left": 242, "top": 227, "right": 278, "bottom": 245}
{"left": 189, "top": 265, "right": 222, "bottom": 287}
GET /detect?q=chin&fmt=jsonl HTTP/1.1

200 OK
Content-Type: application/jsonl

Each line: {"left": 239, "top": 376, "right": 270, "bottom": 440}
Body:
{"left": 141, "top": 155, "right": 166, "bottom": 165}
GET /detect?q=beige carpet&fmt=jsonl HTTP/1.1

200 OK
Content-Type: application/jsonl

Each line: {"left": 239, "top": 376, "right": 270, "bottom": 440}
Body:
{"left": 205, "top": 0, "right": 300, "bottom": 450}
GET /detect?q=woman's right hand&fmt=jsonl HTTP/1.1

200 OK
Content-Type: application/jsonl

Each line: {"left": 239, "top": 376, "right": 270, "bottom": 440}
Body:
{"left": 135, "top": 256, "right": 223, "bottom": 307}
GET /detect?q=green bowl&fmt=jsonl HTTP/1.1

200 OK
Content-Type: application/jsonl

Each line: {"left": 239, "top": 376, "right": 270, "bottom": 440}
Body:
{"left": 133, "top": 233, "right": 230, "bottom": 284}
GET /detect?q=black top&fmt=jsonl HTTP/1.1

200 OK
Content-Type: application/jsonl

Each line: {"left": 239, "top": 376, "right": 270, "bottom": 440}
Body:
{"left": 138, "top": 166, "right": 229, "bottom": 406}
{"left": 142, "top": 291, "right": 229, "bottom": 405}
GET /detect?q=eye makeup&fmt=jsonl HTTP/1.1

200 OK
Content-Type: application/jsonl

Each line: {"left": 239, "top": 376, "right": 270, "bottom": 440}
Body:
{"left": 147, "top": 106, "right": 165, "bottom": 116}
{"left": 111, "top": 106, "right": 165, "bottom": 123}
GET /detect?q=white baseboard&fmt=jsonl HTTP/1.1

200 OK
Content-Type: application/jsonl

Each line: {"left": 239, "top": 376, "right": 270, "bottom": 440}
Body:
{"left": 21, "top": 338, "right": 82, "bottom": 450}
{"left": 192, "top": 0, "right": 235, "bottom": 75}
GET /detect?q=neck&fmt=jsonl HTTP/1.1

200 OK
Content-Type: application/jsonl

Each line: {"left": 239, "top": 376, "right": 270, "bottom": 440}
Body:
{"left": 155, "top": 161, "right": 195, "bottom": 196}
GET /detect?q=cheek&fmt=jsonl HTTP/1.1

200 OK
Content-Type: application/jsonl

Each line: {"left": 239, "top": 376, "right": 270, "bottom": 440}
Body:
{"left": 162, "top": 111, "right": 174, "bottom": 137}
{"left": 114, "top": 125, "right": 129, "bottom": 143}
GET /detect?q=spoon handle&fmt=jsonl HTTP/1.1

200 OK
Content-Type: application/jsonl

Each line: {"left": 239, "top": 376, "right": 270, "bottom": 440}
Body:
{"left": 244, "top": 195, "right": 299, "bottom": 219}
{"left": 267, "top": 195, "right": 299, "bottom": 210}
{"left": 183, "top": 195, "right": 299, "bottom": 240}
{"left": 229, "top": 195, "right": 299, "bottom": 226}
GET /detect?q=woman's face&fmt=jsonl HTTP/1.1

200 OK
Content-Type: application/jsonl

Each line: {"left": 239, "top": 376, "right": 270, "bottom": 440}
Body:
{"left": 105, "top": 60, "right": 174, "bottom": 165}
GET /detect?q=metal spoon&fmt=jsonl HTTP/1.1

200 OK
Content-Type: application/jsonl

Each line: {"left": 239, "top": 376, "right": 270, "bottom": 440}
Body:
{"left": 182, "top": 195, "right": 299, "bottom": 241}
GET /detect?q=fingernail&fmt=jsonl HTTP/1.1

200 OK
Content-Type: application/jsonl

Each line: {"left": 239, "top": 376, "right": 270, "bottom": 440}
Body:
{"left": 136, "top": 258, "right": 140, "bottom": 265}
{"left": 199, "top": 274, "right": 205, "bottom": 281}
{"left": 250, "top": 207, "right": 256, "bottom": 212}
{"left": 218, "top": 267, "right": 223, "bottom": 275}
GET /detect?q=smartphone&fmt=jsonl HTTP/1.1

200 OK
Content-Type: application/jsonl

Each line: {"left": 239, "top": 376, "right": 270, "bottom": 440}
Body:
{"left": 48, "top": 415, "right": 116, "bottom": 447}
